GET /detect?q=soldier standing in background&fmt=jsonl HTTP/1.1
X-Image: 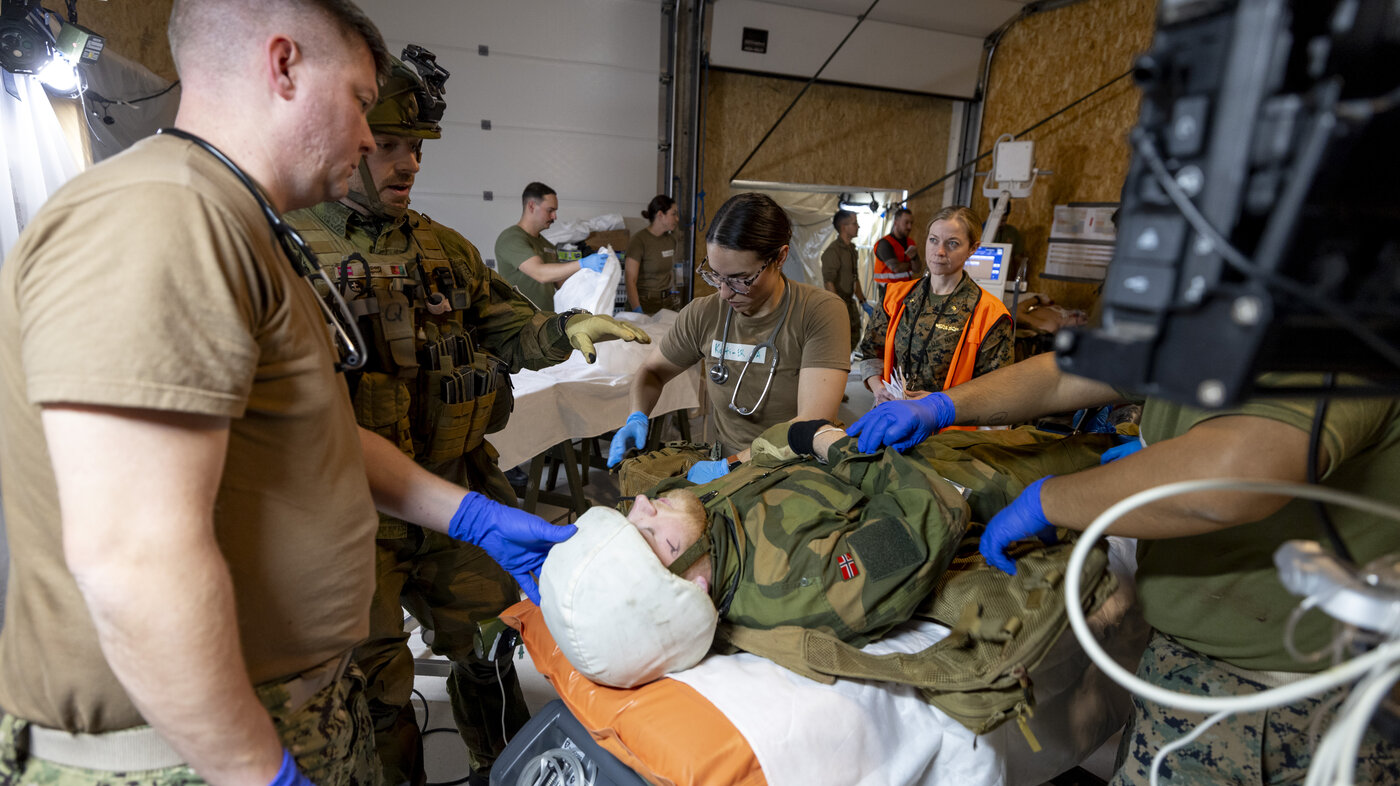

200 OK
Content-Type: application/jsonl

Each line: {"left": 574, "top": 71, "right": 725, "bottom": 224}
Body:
{"left": 821, "top": 209, "right": 867, "bottom": 351}
{"left": 285, "top": 50, "right": 648, "bottom": 786}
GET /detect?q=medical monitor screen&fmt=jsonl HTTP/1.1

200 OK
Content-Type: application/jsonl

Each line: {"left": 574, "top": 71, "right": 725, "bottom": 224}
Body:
{"left": 965, "top": 244, "right": 1009, "bottom": 282}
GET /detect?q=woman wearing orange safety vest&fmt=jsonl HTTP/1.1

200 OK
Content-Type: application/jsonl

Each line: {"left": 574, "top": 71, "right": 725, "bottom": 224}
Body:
{"left": 854, "top": 206, "right": 1013, "bottom": 416}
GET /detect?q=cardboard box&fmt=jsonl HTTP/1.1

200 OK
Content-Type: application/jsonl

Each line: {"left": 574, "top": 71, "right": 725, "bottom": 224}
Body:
{"left": 585, "top": 230, "right": 630, "bottom": 255}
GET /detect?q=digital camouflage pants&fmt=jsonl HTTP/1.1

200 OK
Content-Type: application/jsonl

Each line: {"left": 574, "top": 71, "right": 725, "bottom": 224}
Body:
{"left": 356, "top": 448, "right": 530, "bottom": 786}
{"left": 0, "top": 662, "right": 379, "bottom": 786}
{"left": 1112, "top": 632, "right": 1400, "bottom": 785}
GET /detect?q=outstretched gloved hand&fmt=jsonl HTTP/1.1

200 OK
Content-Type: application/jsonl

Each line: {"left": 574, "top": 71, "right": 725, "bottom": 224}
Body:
{"left": 269, "top": 749, "right": 316, "bottom": 786}
{"left": 980, "top": 476, "right": 1057, "bottom": 575}
{"left": 449, "top": 492, "right": 577, "bottom": 603}
{"left": 564, "top": 313, "right": 651, "bottom": 363}
{"left": 578, "top": 251, "right": 608, "bottom": 273}
{"left": 1100, "top": 437, "right": 1145, "bottom": 464}
{"left": 686, "top": 458, "right": 730, "bottom": 484}
{"left": 607, "top": 410, "right": 650, "bottom": 467}
{"left": 847, "top": 392, "right": 956, "bottom": 453}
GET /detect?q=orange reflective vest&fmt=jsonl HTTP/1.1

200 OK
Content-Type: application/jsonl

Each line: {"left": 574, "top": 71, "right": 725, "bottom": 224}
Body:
{"left": 880, "top": 276, "right": 1010, "bottom": 394}
{"left": 872, "top": 234, "right": 915, "bottom": 284}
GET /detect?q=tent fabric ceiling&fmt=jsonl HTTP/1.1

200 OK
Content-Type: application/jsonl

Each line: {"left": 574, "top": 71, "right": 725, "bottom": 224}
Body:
{"left": 754, "top": 0, "right": 1035, "bottom": 39}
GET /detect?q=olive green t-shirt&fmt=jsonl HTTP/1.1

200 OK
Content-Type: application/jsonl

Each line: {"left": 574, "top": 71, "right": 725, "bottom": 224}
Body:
{"left": 624, "top": 228, "right": 677, "bottom": 299}
{"left": 821, "top": 239, "right": 858, "bottom": 301}
{"left": 0, "top": 134, "right": 378, "bottom": 731}
{"left": 494, "top": 224, "right": 560, "bottom": 311}
{"left": 660, "top": 280, "right": 850, "bottom": 453}
{"left": 1136, "top": 387, "right": 1400, "bottom": 672}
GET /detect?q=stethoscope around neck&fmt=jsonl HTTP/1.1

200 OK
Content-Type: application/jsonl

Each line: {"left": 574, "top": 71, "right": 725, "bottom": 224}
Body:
{"left": 708, "top": 281, "right": 794, "bottom": 417}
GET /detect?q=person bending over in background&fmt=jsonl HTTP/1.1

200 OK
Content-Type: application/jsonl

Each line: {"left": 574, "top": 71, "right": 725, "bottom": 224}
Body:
{"left": 495, "top": 182, "right": 604, "bottom": 310}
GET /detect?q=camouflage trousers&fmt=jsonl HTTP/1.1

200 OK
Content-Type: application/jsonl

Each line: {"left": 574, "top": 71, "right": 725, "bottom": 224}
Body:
{"left": 356, "top": 448, "right": 530, "bottom": 786}
{"left": 0, "top": 660, "right": 379, "bottom": 786}
{"left": 1112, "top": 632, "right": 1400, "bottom": 785}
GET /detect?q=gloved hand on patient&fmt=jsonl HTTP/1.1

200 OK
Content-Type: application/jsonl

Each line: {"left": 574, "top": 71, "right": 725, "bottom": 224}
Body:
{"left": 979, "top": 476, "right": 1057, "bottom": 575}
{"left": 685, "top": 458, "right": 730, "bottom": 484}
{"left": 449, "top": 492, "right": 577, "bottom": 603}
{"left": 847, "top": 392, "right": 956, "bottom": 453}
{"left": 564, "top": 312, "right": 651, "bottom": 363}
{"left": 607, "top": 410, "right": 650, "bottom": 467}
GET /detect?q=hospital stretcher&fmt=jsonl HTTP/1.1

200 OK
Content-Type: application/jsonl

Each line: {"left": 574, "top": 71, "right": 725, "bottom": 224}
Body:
{"left": 495, "top": 539, "right": 1151, "bottom": 786}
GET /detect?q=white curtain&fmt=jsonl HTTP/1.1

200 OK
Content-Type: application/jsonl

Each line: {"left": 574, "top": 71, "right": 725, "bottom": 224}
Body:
{"left": 1, "top": 71, "right": 82, "bottom": 259}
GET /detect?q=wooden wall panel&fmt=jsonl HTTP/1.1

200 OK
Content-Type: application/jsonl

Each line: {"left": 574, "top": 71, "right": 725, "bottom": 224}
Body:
{"left": 79, "top": 1, "right": 177, "bottom": 82}
{"left": 698, "top": 70, "right": 955, "bottom": 290}
{"left": 973, "top": 0, "right": 1157, "bottom": 311}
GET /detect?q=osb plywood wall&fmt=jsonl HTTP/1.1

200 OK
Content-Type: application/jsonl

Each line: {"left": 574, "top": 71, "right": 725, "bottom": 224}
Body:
{"left": 698, "top": 70, "right": 954, "bottom": 292}
{"left": 80, "top": 1, "right": 177, "bottom": 82}
{"left": 973, "top": 0, "right": 1157, "bottom": 311}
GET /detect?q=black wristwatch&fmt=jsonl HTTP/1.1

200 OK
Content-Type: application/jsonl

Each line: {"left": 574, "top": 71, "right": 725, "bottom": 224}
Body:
{"left": 556, "top": 308, "right": 588, "bottom": 334}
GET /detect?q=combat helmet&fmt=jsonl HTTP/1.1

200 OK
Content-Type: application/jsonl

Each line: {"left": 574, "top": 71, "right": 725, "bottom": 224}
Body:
{"left": 367, "top": 44, "right": 449, "bottom": 138}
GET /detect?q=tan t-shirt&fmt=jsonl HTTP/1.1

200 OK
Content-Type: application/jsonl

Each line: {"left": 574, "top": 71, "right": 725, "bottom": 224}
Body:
{"left": 0, "top": 134, "right": 378, "bottom": 732}
{"left": 624, "top": 228, "right": 677, "bottom": 298}
{"left": 661, "top": 280, "right": 850, "bottom": 453}
{"left": 821, "top": 239, "right": 858, "bottom": 301}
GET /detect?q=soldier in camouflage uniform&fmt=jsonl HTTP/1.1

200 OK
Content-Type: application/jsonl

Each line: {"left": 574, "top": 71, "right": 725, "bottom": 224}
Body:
{"left": 285, "top": 51, "right": 648, "bottom": 786}
{"left": 622, "top": 421, "right": 1113, "bottom": 645}
{"left": 855, "top": 206, "right": 1013, "bottom": 404}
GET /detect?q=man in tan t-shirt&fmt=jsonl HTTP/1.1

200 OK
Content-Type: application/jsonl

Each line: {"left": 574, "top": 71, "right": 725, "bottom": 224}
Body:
{"left": 0, "top": 4, "right": 574, "bottom": 786}
{"left": 821, "top": 208, "right": 867, "bottom": 349}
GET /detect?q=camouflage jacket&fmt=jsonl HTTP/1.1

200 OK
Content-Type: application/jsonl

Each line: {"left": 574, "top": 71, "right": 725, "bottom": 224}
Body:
{"left": 287, "top": 201, "right": 576, "bottom": 376}
{"left": 855, "top": 272, "right": 1013, "bottom": 390}
{"left": 670, "top": 424, "right": 1114, "bottom": 647}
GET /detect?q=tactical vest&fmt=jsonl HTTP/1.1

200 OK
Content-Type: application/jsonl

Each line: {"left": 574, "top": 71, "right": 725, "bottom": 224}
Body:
{"left": 872, "top": 234, "right": 915, "bottom": 284}
{"left": 284, "top": 210, "right": 512, "bottom": 463}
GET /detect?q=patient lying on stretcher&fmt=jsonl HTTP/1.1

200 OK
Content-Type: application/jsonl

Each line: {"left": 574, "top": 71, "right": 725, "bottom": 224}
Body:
{"left": 539, "top": 421, "right": 1117, "bottom": 689}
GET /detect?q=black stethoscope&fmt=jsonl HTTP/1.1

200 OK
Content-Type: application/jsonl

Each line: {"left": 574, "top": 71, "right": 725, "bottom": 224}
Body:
{"left": 708, "top": 281, "right": 794, "bottom": 416}
{"left": 155, "top": 127, "right": 368, "bottom": 372}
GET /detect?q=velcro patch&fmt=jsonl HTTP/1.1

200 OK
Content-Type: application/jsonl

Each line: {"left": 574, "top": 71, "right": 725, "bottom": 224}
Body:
{"left": 847, "top": 517, "right": 920, "bottom": 583}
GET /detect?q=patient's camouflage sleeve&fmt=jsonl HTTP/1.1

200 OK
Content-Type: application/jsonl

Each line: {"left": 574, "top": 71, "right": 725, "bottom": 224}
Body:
{"left": 705, "top": 423, "right": 971, "bottom": 645}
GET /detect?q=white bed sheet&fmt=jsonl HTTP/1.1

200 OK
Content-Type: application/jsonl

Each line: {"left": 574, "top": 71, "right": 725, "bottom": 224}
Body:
{"left": 493, "top": 310, "right": 703, "bottom": 469}
{"left": 671, "top": 537, "right": 1151, "bottom": 786}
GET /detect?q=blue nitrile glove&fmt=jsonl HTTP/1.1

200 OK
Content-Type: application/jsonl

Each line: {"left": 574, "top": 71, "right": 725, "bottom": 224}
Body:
{"left": 980, "top": 476, "right": 1057, "bottom": 575}
{"left": 269, "top": 749, "right": 316, "bottom": 786}
{"left": 579, "top": 252, "right": 607, "bottom": 273}
{"left": 861, "top": 302, "right": 875, "bottom": 317}
{"left": 448, "top": 492, "right": 577, "bottom": 604}
{"left": 607, "top": 410, "right": 649, "bottom": 468}
{"left": 632, "top": 306, "right": 645, "bottom": 313}
{"left": 686, "top": 458, "right": 730, "bottom": 484}
{"left": 847, "top": 393, "right": 956, "bottom": 454}
{"left": 1100, "top": 437, "right": 1145, "bottom": 464}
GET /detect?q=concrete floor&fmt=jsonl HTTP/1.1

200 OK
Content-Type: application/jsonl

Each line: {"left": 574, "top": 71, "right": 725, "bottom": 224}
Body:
{"left": 407, "top": 367, "right": 1120, "bottom": 784}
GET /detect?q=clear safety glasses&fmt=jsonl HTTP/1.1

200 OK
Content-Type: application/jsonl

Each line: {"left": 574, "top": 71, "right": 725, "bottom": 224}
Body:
{"left": 698, "top": 256, "right": 774, "bottom": 295}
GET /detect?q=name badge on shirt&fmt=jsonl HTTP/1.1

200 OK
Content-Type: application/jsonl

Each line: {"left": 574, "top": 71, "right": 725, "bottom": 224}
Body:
{"left": 662, "top": 249, "right": 674, "bottom": 258}
{"left": 711, "top": 340, "right": 766, "bottom": 364}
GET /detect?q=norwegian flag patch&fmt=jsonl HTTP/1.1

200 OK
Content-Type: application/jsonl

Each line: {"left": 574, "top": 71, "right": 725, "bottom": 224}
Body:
{"left": 838, "top": 553, "right": 859, "bottom": 581}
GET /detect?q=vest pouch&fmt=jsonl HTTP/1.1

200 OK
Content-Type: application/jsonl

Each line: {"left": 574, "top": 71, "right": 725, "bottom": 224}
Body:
{"left": 482, "top": 357, "right": 514, "bottom": 435}
{"left": 422, "top": 367, "right": 472, "bottom": 464}
{"left": 463, "top": 388, "right": 496, "bottom": 454}
{"left": 353, "top": 372, "right": 412, "bottom": 454}
{"left": 617, "top": 441, "right": 714, "bottom": 498}
{"left": 368, "top": 279, "right": 418, "bottom": 377}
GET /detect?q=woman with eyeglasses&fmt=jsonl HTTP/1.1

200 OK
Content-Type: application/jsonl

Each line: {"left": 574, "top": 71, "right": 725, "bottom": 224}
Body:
{"left": 854, "top": 205, "right": 1013, "bottom": 410}
{"left": 605, "top": 192, "right": 851, "bottom": 480}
